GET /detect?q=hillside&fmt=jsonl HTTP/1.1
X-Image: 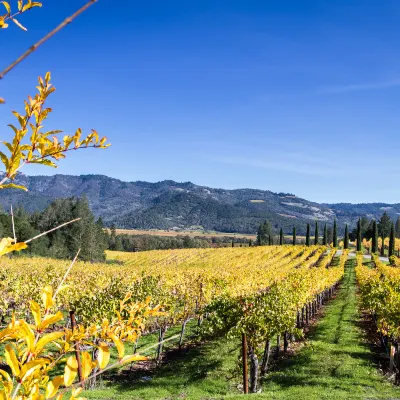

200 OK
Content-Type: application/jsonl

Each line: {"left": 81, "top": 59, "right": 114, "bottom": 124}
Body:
{"left": 0, "top": 173, "right": 398, "bottom": 235}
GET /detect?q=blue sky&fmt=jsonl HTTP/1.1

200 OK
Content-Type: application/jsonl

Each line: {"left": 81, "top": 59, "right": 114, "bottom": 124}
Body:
{"left": 1, "top": 0, "right": 400, "bottom": 203}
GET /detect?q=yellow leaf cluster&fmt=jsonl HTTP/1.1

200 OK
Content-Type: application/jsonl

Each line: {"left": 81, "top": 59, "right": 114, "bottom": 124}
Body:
{"left": 0, "top": 73, "right": 109, "bottom": 190}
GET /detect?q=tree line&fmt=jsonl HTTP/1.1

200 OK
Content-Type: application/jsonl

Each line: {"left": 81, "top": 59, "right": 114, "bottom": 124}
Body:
{"left": 256, "top": 211, "right": 400, "bottom": 256}
{"left": 1, "top": 197, "right": 108, "bottom": 262}
{"left": 107, "top": 226, "right": 251, "bottom": 252}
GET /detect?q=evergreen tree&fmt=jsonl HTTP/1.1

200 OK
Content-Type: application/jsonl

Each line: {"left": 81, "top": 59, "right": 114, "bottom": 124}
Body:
{"left": 323, "top": 223, "right": 327, "bottom": 245}
{"left": 356, "top": 218, "right": 362, "bottom": 252}
{"left": 232, "top": 241, "right": 234, "bottom": 247}
{"left": 269, "top": 235, "right": 273, "bottom": 246}
{"left": 395, "top": 216, "right": 400, "bottom": 239}
{"left": 381, "top": 232, "right": 385, "bottom": 257}
{"left": 378, "top": 212, "right": 392, "bottom": 237}
{"left": 279, "top": 228, "right": 284, "bottom": 245}
{"left": 389, "top": 222, "right": 395, "bottom": 258}
{"left": 372, "top": 220, "right": 378, "bottom": 254}
{"left": 256, "top": 224, "right": 263, "bottom": 246}
{"left": 109, "top": 223, "right": 117, "bottom": 250}
{"left": 249, "top": 239, "right": 252, "bottom": 247}
{"left": 314, "top": 221, "right": 319, "bottom": 245}
{"left": 293, "top": 226, "right": 296, "bottom": 246}
{"left": 306, "top": 223, "right": 310, "bottom": 246}
{"left": 344, "top": 224, "right": 349, "bottom": 249}
{"left": 333, "top": 219, "right": 337, "bottom": 247}
{"left": 256, "top": 220, "right": 272, "bottom": 246}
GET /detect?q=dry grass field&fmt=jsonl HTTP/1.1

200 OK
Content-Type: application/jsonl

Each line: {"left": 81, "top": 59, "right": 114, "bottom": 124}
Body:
{"left": 112, "top": 228, "right": 257, "bottom": 240}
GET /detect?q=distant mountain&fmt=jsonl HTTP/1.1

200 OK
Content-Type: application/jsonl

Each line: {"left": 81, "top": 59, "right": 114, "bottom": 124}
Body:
{"left": 0, "top": 173, "right": 398, "bottom": 235}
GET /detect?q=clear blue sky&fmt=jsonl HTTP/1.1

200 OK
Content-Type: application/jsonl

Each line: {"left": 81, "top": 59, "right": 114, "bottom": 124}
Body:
{"left": 1, "top": 0, "right": 400, "bottom": 204}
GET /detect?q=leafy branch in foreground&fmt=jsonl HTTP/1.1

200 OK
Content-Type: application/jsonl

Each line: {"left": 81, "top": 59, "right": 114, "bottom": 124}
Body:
{"left": 0, "top": 0, "right": 42, "bottom": 31}
{"left": 0, "top": 72, "right": 109, "bottom": 191}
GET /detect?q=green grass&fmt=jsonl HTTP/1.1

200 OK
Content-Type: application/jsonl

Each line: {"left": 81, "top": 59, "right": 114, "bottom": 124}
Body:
{"left": 83, "top": 259, "right": 400, "bottom": 399}
{"left": 256, "top": 258, "right": 400, "bottom": 399}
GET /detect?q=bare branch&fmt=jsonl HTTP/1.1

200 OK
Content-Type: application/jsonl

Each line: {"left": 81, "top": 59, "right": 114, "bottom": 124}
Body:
{"left": 53, "top": 248, "right": 81, "bottom": 301}
{"left": 24, "top": 217, "right": 81, "bottom": 244}
{"left": 10, "top": 205, "right": 16, "bottom": 243}
{"left": 0, "top": 0, "right": 98, "bottom": 81}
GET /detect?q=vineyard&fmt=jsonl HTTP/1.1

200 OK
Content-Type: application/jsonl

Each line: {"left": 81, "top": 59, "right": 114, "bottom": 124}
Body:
{"left": 0, "top": 245, "right": 354, "bottom": 398}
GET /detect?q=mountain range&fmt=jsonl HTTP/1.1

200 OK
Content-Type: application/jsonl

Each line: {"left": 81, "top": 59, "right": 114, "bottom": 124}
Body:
{"left": 0, "top": 173, "right": 398, "bottom": 235}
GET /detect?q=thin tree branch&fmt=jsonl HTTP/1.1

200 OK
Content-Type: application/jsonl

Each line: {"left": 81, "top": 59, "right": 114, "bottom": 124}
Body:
{"left": 0, "top": 0, "right": 98, "bottom": 80}
{"left": 24, "top": 217, "right": 81, "bottom": 244}
{"left": 10, "top": 205, "right": 16, "bottom": 243}
{"left": 53, "top": 248, "right": 81, "bottom": 300}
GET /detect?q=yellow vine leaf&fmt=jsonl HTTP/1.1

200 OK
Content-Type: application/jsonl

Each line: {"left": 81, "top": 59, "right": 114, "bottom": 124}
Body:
{"left": 0, "top": 369, "right": 13, "bottom": 394}
{"left": 39, "top": 311, "right": 63, "bottom": 331}
{"left": 70, "top": 387, "right": 83, "bottom": 400}
{"left": 120, "top": 354, "right": 147, "bottom": 364}
{"left": 20, "top": 320, "right": 35, "bottom": 353}
{"left": 30, "top": 300, "right": 41, "bottom": 327}
{"left": 0, "top": 390, "right": 7, "bottom": 400}
{"left": 0, "top": 238, "right": 28, "bottom": 256}
{"left": 98, "top": 342, "right": 110, "bottom": 369}
{"left": 35, "top": 331, "right": 64, "bottom": 354}
{"left": 46, "top": 375, "right": 63, "bottom": 399}
{"left": 0, "top": 183, "right": 28, "bottom": 191}
{"left": 64, "top": 356, "right": 78, "bottom": 387}
{"left": 41, "top": 285, "right": 54, "bottom": 310}
{"left": 109, "top": 333, "right": 124, "bottom": 359}
{"left": 5, "top": 344, "right": 20, "bottom": 377}
{"left": 20, "top": 359, "right": 48, "bottom": 382}
{"left": 81, "top": 351, "right": 92, "bottom": 379}
{"left": 0, "top": 1, "right": 10, "bottom": 14}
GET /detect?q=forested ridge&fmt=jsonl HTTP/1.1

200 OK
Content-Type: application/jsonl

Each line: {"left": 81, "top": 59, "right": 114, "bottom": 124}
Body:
{"left": 3, "top": 173, "right": 400, "bottom": 235}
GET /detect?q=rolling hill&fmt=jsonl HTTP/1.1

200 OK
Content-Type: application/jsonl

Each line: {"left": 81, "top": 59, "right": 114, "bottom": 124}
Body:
{"left": 0, "top": 173, "right": 398, "bottom": 235}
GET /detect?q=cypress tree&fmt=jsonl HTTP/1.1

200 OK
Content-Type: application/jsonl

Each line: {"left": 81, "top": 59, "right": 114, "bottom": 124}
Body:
{"left": 333, "top": 219, "right": 337, "bottom": 247}
{"left": 323, "top": 224, "right": 327, "bottom": 245}
{"left": 344, "top": 224, "right": 349, "bottom": 249}
{"left": 372, "top": 220, "right": 378, "bottom": 254}
{"left": 269, "top": 235, "right": 272, "bottom": 246}
{"left": 249, "top": 239, "right": 252, "bottom": 247}
{"left": 395, "top": 216, "right": 400, "bottom": 239}
{"left": 356, "top": 218, "right": 362, "bottom": 252}
{"left": 293, "top": 227, "right": 296, "bottom": 246}
{"left": 232, "top": 241, "right": 234, "bottom": 248}
{"left": 378, "top": 212, "right": 392, "bottom": 238}
{"left": 314, "top": 221, "right": 319, "bottom": 245}
{"left": 306, "top": 223, "right": 310, "bottom": 246}
{"left": 389, "top": 222, "right": 395, "bottom": 258}
{"left": 279, "top": 228, "right": 284, "bottom": 245}
{"left": 381, "top": 232, "right": 385, "bottom": 257}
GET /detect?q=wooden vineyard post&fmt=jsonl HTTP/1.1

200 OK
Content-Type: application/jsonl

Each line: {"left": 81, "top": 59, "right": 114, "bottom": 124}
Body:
{"left": 296, "top": 310, "right": 301, "bottom": 328}
{"left": 283, "top": 332, "right": 289, "bottom": 353}
{"left": 242, "top": 334, "right": 249, "bottom": 394}
{"left": 69, "top": 311, "right": 84, "bottom": 386}
{"left": 260, "top": 340, "right": 270, "bottom": 376}
{"left": 305, "top": 304, "right": 309, "bottom": 325}
{"left": 390, "top": 344, "right": 396, "bottom": 372}
{"left": 179, "top": 320, "right": 188, "bottom": 350}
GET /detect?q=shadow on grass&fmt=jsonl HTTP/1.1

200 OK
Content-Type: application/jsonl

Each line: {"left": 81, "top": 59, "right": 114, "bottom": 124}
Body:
{"left": 93, "top": 335, "right": 235, "bottom": 399}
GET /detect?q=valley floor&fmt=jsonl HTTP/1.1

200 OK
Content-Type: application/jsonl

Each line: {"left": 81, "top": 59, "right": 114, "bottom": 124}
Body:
{"left": 85, "top": 258, "right": 400, "bottom": 399}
